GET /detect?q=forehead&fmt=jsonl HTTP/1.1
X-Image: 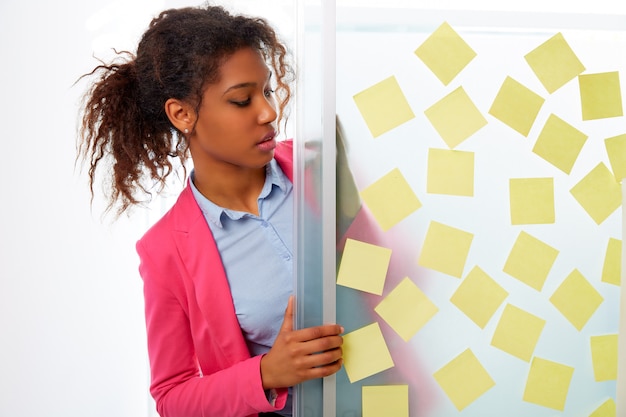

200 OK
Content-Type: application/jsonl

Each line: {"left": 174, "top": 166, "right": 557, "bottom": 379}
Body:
{"left": 216, "top": 47, "right": 271, "bottom": 85}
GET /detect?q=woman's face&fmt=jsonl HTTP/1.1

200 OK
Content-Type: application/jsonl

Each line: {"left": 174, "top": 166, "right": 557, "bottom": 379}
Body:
{"left": 189, "top": 47, "right": 278, "bottom": 172}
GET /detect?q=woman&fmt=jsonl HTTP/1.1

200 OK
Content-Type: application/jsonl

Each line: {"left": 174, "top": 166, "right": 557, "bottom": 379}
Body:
{"left": 77, "top": 4, "right": 343, "bottom": 417}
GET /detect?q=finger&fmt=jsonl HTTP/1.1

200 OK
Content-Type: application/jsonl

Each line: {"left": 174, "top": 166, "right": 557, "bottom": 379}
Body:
{"left": 299, "top": 334, "right": 343, "bottom": 357}
{"left": 305, "top": 357, "right": 344, "bottom": 380}
{"left": 279, "top": 295, "right": 294, "bottom": 333}
{"left": 292, "top": 324, "right": 344, "bottom": 343}
{"left": 300, "top": 346, "right": 343, "bottom": 369}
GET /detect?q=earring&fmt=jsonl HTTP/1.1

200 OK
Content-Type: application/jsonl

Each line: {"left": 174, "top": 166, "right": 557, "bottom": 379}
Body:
{"left": 184, "top": 128, "right": 189, "bottom": 134}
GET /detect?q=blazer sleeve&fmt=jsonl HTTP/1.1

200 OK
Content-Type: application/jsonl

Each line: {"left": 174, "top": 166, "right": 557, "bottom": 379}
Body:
{"left": 137, "top": 239, "right": 287, "bottom": 417}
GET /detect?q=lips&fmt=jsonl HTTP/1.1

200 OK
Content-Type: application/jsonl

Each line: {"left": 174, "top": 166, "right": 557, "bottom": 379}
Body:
{"left": 257, "top": 130, "right": 277, "bottom": 152}
{"left": 259, "top": 130, "right": 277, "bottom": 143}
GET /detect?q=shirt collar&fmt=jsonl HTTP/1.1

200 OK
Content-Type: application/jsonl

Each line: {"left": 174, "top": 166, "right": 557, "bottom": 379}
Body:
{"left": 189, "top": 159, "right": 291, "bottom": 229}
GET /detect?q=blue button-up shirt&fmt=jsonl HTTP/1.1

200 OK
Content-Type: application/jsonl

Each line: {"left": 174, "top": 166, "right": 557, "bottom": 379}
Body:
{"left": 190, "top": 159, "right": 294, "bottom": 357}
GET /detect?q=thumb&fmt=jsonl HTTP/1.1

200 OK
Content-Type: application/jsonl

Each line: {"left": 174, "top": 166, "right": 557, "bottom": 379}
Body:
{"left": 279, "top": 295, "right": 294, "bottom": 333}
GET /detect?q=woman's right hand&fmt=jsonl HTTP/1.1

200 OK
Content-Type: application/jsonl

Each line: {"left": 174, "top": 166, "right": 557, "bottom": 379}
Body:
{"left": 260, "top": 296, "right": 344, "bottom": 390}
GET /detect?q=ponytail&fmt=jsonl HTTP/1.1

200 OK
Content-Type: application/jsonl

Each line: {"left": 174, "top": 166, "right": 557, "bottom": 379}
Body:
{"left": 77, "top": 51, "right": 186, "bottom": 217}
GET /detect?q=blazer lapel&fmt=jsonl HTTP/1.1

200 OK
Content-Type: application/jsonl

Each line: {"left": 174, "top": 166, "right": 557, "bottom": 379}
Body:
{"left": 172, "top": 187, "right": 250, "bottom": 364}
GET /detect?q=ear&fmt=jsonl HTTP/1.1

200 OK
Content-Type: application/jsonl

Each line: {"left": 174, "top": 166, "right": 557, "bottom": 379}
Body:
{"left": 164, "top": 98, "right": 196, "bottom": 134}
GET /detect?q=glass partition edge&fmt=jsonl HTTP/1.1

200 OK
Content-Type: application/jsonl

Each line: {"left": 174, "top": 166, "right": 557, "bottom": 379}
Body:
{"left": 615, "top": 178, "right": 626, "bottom": 416}
{"left": 321, "top": 1, "right": 337, "bottom": 417}
{"left": 293, "top": 0, "right": 337, "bottom": 415}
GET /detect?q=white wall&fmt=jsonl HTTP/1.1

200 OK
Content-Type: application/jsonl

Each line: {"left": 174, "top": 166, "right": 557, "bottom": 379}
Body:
{"left": 0, "top": 1, "right": 151, "bottom": 415}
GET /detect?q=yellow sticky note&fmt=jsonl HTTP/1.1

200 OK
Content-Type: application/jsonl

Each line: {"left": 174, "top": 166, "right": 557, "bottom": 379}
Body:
{"left": 489, "top": 76, "right": 545, "bottom": 137}
{"left": 579, "top": 72, "right": 623, "bottom": 120}
{"left": 360, "top": 168, "right": 422, "bottom": 232}
{"left": 375, "top": 277, "right": 439, "bottom": 341}
{"left": 418, "top": 221, "right": 474, "bottom": 278}
{"left": 337, "top": 238, "right": 392, "bottom": 295}
{"left": 424, "top": 87, "right": 488, "bottom": 148}
{"left": 353, "top": 76, "right": 415, "bottom": 138}
{"left": 532, "top": 114, "right": 588, "bottom": 174}
{"left": 590, "top": 334, "right": 618, "bottom": 381}
{"left": 524, "top": 32, "right": 585, "bottom": 93}
{"left": 605, "top": 134, "right": 626, "bottom": 181}
{"left": 602, "top": 238, "right": 622, "bottom": 286}
{"left": 550, "top": 269, "right": 604, "bottom": 331}
{"left": 509, "top": 177, "right": 555, "bottom": 225}
{"left": 414, "top": 22, "right": 477, "bottom": 85}
{"left": 503, "top": 231, "right": 559, "bottom": 291}
{"left": 433, "top": 349, "right": 495, "bottom": 411}
{"left": 342, "top": 323, "right": 395, "bottom": 383}
{"left": 490, "top": 304, "right": 546, "bottom": 361}
{"left": 523, "top": 357, "right": 574, "bottom": 411}
{"left": 427, "top": 148, "right": 474, "bottom": 196}
{"left": 362, "top": 385, "right": 409, "bottom": 417}
{"left": 590, "top": 398, "right": 616, "bottom": 417}
{"left": 570, "top": 162, "right": 622, "bottom": 225}
{"left": 451, "top": 266, "right": 508, "bottom": 329}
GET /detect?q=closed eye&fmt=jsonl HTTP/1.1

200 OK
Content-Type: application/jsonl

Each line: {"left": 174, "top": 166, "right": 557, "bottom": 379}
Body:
{"left": 230, "top": 98, "right": 251, "bottom": 107}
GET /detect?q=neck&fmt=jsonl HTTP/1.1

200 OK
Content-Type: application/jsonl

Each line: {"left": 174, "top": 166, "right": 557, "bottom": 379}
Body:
{"left": 193, "top": 164, "right": 266, "bottom": 216}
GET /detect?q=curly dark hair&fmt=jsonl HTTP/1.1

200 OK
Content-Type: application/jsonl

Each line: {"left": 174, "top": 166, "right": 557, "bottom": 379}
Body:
{"left": 77, "top": 4, "right": 294, "bottom": 216}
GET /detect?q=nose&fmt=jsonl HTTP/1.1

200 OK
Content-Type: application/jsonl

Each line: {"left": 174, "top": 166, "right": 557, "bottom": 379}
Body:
{"left": 259, "top": 95, "right": 278, "bottom": 125}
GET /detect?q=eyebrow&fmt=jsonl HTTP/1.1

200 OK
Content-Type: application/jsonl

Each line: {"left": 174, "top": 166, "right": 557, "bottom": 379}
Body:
{"left": 222, "top": 72, "right": 273, "bottom": 96}
{"left": 222, "top": 82, "right": 256, "bottom": 96}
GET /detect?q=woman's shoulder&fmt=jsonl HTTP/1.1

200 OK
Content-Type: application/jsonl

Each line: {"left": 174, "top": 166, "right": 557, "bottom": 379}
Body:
{"left": 275, "top": 139, "right": 293, "bottom": 180}
{"left": 138, "top": 185, "right": 200, "bottom": 249}
{"left": 277, "top": 138, "right": 293, "bottom": 150}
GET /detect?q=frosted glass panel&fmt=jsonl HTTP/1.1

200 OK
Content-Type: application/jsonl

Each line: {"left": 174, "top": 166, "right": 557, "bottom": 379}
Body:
{"left": 294, "top": 1, "right": 330, "bottom": 416}
{"left": 332, "top": 6, "right": 625, "bottom": 417}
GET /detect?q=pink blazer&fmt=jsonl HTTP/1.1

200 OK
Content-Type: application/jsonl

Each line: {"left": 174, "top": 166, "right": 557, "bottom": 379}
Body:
{"left": 136, "top": 140, "right": 293, "bottom": 417}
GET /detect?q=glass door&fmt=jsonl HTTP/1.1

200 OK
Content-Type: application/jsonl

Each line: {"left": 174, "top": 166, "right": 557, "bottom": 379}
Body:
{"left": 295, "top": 1, "right": 626, "bottom": 416}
